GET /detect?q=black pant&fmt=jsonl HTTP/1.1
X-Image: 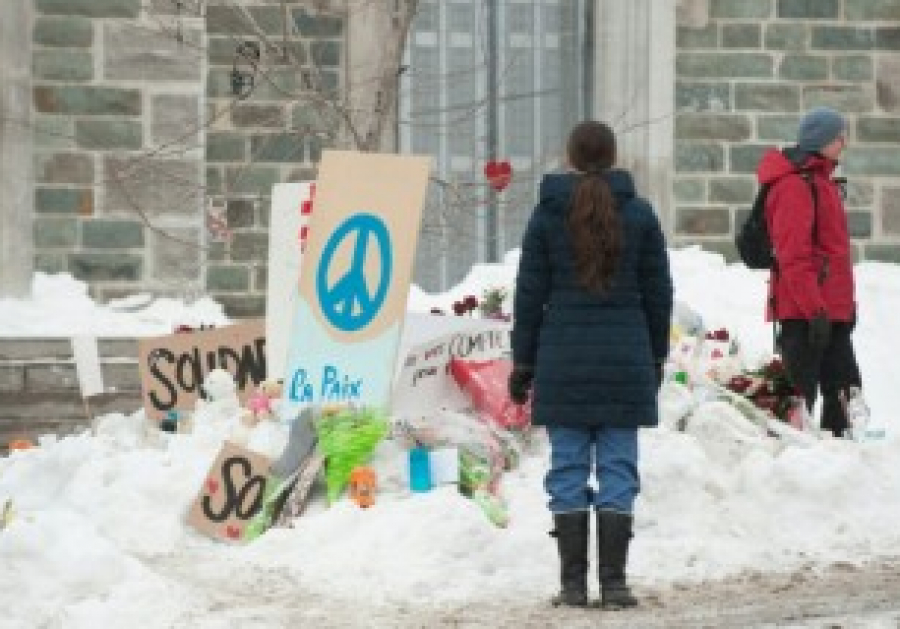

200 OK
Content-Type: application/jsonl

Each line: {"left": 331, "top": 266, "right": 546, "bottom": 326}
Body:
{"left": 777, "top": 320, "right": 862, "bottom": 437}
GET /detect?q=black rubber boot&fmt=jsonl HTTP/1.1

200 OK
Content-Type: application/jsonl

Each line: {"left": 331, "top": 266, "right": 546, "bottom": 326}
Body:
{"left": 549, "top": 511, "right": 589, "bottom": 607}
{"left": 597, "top": 509, "right": 639, "bottom": 610}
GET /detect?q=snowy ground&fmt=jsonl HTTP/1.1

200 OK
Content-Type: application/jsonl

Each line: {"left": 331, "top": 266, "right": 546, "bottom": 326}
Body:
{"left": 2, "top": 247, "right": 900, "bottom": 628}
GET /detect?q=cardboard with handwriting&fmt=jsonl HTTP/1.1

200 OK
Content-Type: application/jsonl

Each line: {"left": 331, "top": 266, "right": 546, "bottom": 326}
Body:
{"left": 137, "top": 320, "right": 267, "bottom": 422}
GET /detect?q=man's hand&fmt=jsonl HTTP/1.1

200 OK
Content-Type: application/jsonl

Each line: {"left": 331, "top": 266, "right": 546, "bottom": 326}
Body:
{"left": 508, "top": 365, "right": 534, "bottom": 405}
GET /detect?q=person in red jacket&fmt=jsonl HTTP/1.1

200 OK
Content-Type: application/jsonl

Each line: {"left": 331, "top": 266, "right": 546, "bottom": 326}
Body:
{"left": 756, "top": 106, "right": 865, "bottom": 437}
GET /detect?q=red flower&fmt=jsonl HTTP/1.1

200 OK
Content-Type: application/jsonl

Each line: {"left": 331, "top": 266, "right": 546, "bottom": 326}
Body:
{"left": 705, "top": 328, "right": 729, "bottom": 341}
{"left": 727, "top": 375, "right": 753, "bottom": 394}
{"left": 452, "top": 301, "right": 467, "bottom": 316}
{"left": 463, "top": 295, "right": 480, "bottom": 311}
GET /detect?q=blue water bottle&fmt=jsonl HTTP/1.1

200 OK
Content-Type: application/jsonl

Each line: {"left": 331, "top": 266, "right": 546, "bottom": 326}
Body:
{"left": 408, "top": 446, "right": 433, "bottom": 492}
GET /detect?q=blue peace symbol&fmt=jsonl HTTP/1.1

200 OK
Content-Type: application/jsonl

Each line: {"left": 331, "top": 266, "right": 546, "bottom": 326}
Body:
{"left": 316, "top": 213, "right": 393, "bottom": 332}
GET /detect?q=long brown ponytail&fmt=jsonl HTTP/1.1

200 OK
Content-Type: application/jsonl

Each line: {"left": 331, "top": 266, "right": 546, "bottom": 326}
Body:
{"left": 566, "top": 121, "right": 620, "bottom": 293}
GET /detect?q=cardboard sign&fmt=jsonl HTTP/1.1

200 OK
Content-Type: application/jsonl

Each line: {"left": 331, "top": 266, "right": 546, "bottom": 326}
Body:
{"left": 391, "top": 320, "right": 512, "bottom": 419}
{"left": 71, "top": 336, "right": 104, "bottom": 398}
{"left": 186, "top": 441, "right": 272, "bottom": 542}
{"left": 137, "top": 320, "right": 267, "bottom": 421}
{"left": 267, "top": 182, "right": 315, "bottom": 378}
{"left": 281, "top": 151, "right": 431, "bottom": 419}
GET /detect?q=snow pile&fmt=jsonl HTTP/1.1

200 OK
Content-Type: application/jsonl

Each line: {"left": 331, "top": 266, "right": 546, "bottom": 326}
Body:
{"left": 1, "top": 247, "right": 900, "bottom": 627}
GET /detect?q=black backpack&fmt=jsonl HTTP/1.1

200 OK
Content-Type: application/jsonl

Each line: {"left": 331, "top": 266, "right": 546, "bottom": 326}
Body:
{"left": 735, "top": 152, "right": 818, "bottom": 270}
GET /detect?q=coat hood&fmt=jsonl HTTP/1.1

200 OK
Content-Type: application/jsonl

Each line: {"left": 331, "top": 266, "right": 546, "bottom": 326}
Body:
{"left": 538, "top": 169, "right": 637, "bottom": 214}
{"left": 757, "top": 147, "right": 837, "bottom": 185}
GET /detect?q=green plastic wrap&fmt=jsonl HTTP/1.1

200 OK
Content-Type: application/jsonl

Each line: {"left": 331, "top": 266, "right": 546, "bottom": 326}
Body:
{"left": 314, "top": 407, "right": 389, "bottom": 504}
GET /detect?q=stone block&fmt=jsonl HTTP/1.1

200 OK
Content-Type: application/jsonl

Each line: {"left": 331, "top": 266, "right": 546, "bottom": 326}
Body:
{"left": 34, "top": 86, "right": 141, "bottom": 116}
{"left": 34, "top": 217, "right": 78, "bottom": 248}
{"left": 206, "top": 132, "right": 247, "bottom": 162}
{"left": 675, "top": 207, "right": 731, "bottom": 235}
{"left": 251, "top": 133, "right": 305, "bottom": 162}
{"left": 673, "top": 178, "right": 706, "bottom": 203}
{"left": 846, "top": 211, "right": 873, "bottom": 239}
{"left": 152, "top": 94, "right": 201, "bottom": 146}
{"left": 76, "top": 120, "right": 142, "bottom": 150}
{"left": 877, "top": 56, "right": 900, "bottom": 112}
{"left": 35, "top": 188, "right": 93, "bottom": 215}
{"left": 675, "top": 143, "right": 725, "bottom": 172}
{"left": 804, "top": 85, "right": 875, "bottom": 112}
{"left": 0, "top": 340, "right": 72, "bottom": 360}
{"left": 36, "top": 0, "right": 140, "bottom": 18}
{"left": 104, "top": 23, "right": 203, "bottom": 81}
{"left": 709, "top": 178, "right": 756, "bottom": 204}
{"left": 101, "top": 362, "right": 141, "bottom": 392}
{"left": 33, "top": 50, "right": 93, "bottom": 81}
{"left": 151, "top": 228, "right": 202, "bottom": 281}
{"left": 721, "top": 24, "right": 761, "bottom": 49}
{"left": 33, "top": 16, "right": 93, "bottom": 47}
{"left": 207, "top": 240, "right": 227, "bottom": 263}
{"left": 882, "top": 187, "right": 900, "bottom": 234}
{"left": 207, "top": 67, "right": 300, "bottom": 101}
{"left": 675, "top": 82, "right": 731, "bottom": 112}
{"left": 864, "top": 243, "right": 900, "bottom": 262}
{"left": 206, "top": 265, "right": 251, "bottom": 291}
{"left": 777, "top": 0, "right": 839, "bottom": 18}
{"left": 877, "top": 28, "right": 900, "bottom": 51}
{"left": 224, "top": 166, "right": 281, "bottom": 195}
{"left": 25, "top": 363, "right": 78, "bottom": 392}
{"left": 778, "top": 55, "right": 828, "bottom": 81}
{"left": 676, "top": 0, "right": 710, "bottom": 28}
{"left": 207, "top": 167, "right": 223, "bottom": 196}
{"left": 735, "top": 83, "right": 801, "bottom": 111}
{"left": 98, "top": 339, "right": 138, "bottom": 359}
{"left": 229, "top": 232, "right": 269, "bottom": 262}
{"left": 811, "top": 27, "right": 875, "bottom": 50}
{"left": 833, "top": 56, "right": 874, "bottom": 82}
{"left": 729, "top": 145, "right": 769, "bottom": 173}
{"left": 845, "top": 0, "right": 900, "bottom": 20}
{"left": 206, "top": 5, "right": 255, "bottom": 35}
{"left": 677, "top": 25, "right": 718, "bottom": 49}
{"left": 34, "top": 253, "right": 67, "bottom": 274}
{"left": 857, "top": 117, "right": 900, "bottom": 143}
{"left": 292, "top": 103, "right": 340, "bottom": 133}
{"left": 676, "top": 114, "right": 751, "bottom": 141}
{"left": 103, "top": 157, "right": 203, "bottom": 218}
{"left": 757, "top": 115, "right": 801, "bottom": 141}
{"left": 35, "top": 153, "right": 93, "bottom": 185}
{"left": 0, "top": 366, "right": 24, "bottom": 393}
{"left": 69, "top": 252, "right": 143, "bottom": 282}
{"left": 254, "top": 265, "right": 268, "bottom": 291}
{"left": 213, "top": 295, "right": 267, "bottom": 319}
{"left": 844, "top": 180, "right": 874, "bottom": 207}
{"left": 677, "top": 53, "right": 773, "bottom": 79}
{"left": 765, "top": 24, "right": 808, "bottom": 51}
{"left": 82, "top": 219, "right": 144, "bottom": 248}
{"left": 293, "top": 8, "right": 344, "bottom": 37}
{"left": 226, "top": 199, "right": 256, "bottom": 229}
{"left": 842, "top": 148, "right": 900, "bottom": 176}
{"left": 33, "top": 116, "right": 74, "bottom": 149}
{"left": 311, "top": 40, "right": 341, "bottom": 67}
{"left": 231, "top": 104, "right": 286, "bottom": 128}
{"left": 709, "top": 0, "right": 772, "bottom": 18}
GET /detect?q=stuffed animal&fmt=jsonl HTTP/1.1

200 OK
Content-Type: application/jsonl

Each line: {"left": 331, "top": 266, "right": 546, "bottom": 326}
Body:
{"left": 245, "top": 379, "right": 283, "bottom": 424}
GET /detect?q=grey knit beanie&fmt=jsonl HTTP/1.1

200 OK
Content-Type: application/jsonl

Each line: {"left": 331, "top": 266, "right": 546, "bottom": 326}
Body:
{"left": 797, "top": 107, "right": 846, "bottom": 153}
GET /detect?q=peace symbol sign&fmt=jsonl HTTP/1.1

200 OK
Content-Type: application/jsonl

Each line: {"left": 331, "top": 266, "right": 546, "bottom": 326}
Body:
{"left": 316, "top": 213, "right": 393, "bottom": 332}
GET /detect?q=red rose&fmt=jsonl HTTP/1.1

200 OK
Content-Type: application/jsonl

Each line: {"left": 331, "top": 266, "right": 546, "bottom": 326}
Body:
{"left": 463, "top": 295, "right": 479, "bottom": 311}
{"left": 452, "top": 301, "right": 467, "bottom": 316}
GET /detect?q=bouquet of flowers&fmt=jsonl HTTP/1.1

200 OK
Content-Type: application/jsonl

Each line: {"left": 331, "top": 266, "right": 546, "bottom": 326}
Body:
{"left": 725, "top": 356, "right": 799, "bottom": 423}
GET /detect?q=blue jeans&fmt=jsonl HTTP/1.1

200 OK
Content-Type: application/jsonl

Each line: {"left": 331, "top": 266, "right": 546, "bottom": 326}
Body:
{"left": 545, "top": 424, "right": 639, "bottom": 514}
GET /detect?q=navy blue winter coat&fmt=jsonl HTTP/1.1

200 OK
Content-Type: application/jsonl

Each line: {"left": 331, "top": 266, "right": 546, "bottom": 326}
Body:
{"left": 511, "top": 170, "right": 673, "bottom": 428}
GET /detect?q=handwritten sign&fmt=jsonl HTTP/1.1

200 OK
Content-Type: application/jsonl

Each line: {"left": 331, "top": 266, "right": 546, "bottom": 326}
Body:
{"left": 281, "top": 151, "right": 431, "bottom": 419}
{"left": 267, "top": 182, "right": 315, "bottom": 378}
{"left": 186, "top": 441, "right": 272, "bottom": 542}
{"left": 391, "top": 320, "right": 512, "bottom": 419}
{"left": 137, "top": 320, "right": 267, "bottom": 422}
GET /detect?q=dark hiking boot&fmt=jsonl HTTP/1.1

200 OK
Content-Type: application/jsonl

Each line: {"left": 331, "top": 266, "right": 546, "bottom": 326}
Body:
{"left": 549, "top": 511, "right": 589, "bottom": 608}
{"left": 597, "top": 509, "right": 639, "bottom": 610}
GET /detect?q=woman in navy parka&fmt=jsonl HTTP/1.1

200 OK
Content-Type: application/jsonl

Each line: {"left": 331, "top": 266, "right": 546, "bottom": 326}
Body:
{"left": 509, "top": 121, "right": 673, "bottom": 609}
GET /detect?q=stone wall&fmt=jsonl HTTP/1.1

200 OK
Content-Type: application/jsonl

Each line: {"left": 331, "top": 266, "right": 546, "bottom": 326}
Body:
{"left": 28, "top": 0, "right": 343, "bottom": 316}
{"left": 673, "top": 0, "right": 900, "bottom": 261}
{"left": 0, "top": 339, "right": 141, "bottom": 450}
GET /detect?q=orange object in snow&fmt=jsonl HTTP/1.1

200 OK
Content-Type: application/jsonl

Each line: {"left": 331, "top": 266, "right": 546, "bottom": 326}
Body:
{"left": 8, "top": 439, "right": 34, "bottom": 452}
{"left": 349, "top": 466, "right": 377, "bottom": 508}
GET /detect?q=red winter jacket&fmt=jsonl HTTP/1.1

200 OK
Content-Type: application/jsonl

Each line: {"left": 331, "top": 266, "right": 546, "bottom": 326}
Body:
{"left": 757, "top": 149, "right": 855, "bottom": 322}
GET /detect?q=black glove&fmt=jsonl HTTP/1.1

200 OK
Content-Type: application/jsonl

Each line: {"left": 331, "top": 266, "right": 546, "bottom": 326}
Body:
{"left": 508, "top": 365, "right": 534, "bottom": 405}
{"left": 654, "top": 362, "right": 664, "bottom": 390}
{"left": 809, "top": 311, "right": 831, "bottom": 352}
